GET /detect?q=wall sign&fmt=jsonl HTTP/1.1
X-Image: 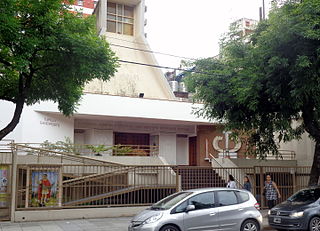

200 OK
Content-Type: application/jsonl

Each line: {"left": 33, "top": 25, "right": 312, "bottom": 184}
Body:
{"left": 40, "top": 117, "right": 60, "bottom": 127}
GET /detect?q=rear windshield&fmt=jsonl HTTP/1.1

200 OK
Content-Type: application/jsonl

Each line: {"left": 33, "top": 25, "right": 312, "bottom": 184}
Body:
{"left": 150, "top": 192, "right": 193, "bottom": 210}
{"left": 288, "top": 188, "right": 320, "bottom": 203}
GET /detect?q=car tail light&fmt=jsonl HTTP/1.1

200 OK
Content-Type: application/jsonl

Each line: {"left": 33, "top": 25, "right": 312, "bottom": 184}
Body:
{"left": 254, "top": 203, "right": 260, "bottom": 210}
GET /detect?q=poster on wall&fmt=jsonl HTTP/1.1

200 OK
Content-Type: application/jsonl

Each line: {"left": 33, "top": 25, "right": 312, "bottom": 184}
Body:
{"left": 0, "top": 166, "right": 9, "bottom": 207}
{"left": 31, "top": 170, "right": 59, "bottom": 207}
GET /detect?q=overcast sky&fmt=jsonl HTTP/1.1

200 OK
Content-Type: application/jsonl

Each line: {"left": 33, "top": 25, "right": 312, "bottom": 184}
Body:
{"left": 145, "top": 0, "right": 272, "bottom": 69}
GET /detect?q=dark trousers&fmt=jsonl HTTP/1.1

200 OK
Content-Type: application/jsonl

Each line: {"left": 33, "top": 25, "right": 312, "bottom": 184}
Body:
{"left": 267, "top": 200, "right": 276, "bottom": 209}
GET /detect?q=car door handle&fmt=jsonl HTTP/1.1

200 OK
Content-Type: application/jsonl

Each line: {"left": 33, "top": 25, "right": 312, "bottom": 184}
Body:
{"left": 238, "top": 208, "right": 244, "bottom": 211}
{"left": 210, "top": 212, "right": 216, "bottom": 216}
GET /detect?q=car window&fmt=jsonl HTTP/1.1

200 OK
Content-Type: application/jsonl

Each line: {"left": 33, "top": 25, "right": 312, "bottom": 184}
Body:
{"left": 217, "top": 191, "right": 238, "bottom": 206}
{"left": 288, "top": 188, "right": 320, "bottom": 203}
{"left": 151, "top": 192, "right": 192, "bottom": 210}
{"left": 188, "top": 192, "right": 215, "bottom": 210}
{"left": 174, "top": 200, "right": 188, "bottom": 213}
{"left": 236, "top": 191, "right": 250, "bottom": 203}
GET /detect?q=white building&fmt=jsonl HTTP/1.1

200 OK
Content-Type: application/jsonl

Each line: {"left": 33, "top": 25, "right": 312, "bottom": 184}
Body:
{"left": 0, "top": 0, "right": 314, "bottom": 168}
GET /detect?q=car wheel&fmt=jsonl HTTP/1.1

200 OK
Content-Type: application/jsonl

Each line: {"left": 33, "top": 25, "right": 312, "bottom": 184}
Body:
{"left": 309, "top": 216, "right": 320, "bottom": 231}
{"left": 241, "top": 219, "right": 260, "bottom": 231}
{"left": 160, "top": 225, "right": 180, "bottom": 231}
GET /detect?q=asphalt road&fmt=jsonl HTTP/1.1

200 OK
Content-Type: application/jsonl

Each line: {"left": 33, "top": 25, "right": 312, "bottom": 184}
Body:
{"left": 0, "top": 216, "right": 276, "bottom": 231}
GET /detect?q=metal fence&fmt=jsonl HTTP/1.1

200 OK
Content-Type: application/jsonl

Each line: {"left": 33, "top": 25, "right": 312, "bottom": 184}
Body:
{"left": 14, "top": 164, "right": 311, "bottom": 210}
{"left": 16, "top": 164, "right": 177, "bottom": 209}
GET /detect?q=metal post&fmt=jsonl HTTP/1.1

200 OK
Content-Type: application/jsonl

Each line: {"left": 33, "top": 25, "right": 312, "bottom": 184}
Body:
{"left": 25, "top": 167, "right": 30, "bottom": 208}
{"left": 58, "top": 167, "right": 63, "bottom": 207}
{"left": 262, "top": 0, "right": 266, "bottom": 19}
{"left": 175, "top": 167, "right": 180, "bottom": 192}
{"left": 10, "top": 147, "right": 17, "bottom": 222}
{"left": 260, "top": 167, "right": 265, "bottom": 208}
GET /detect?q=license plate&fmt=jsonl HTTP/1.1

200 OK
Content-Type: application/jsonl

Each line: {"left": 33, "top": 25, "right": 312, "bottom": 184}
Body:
{"left": 274, "top": 218, "right": 281, "bottom": 223}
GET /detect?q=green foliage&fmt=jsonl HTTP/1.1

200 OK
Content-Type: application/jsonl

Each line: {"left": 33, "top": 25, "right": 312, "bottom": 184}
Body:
{"left": 186, "top": 0, "right": 320, "bottom": 159}
{"left": 41, "top": 137, "right": 80, "bottom": 155}
{"left": 86, "top": 144, "right": 133, "bottom": 156}
{"left": 0, "top": 0, "right": 118, "bottom": 139}
{"left": 86, "top": 144, "right": 108, "bottom": 155}
{"left": 112, "top": 145, "right": 133, "bottom": 156}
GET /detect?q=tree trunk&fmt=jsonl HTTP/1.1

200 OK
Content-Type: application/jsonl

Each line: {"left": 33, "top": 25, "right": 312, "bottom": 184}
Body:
{"left": 308, "top": 140, "right": 320, "bottom": 186}
{"left": 0, "top": 97, "right": 25, "bottom": 141}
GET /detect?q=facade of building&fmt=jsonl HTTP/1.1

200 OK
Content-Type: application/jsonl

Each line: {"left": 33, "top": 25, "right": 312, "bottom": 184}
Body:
{"left": 231, "top": 18, "right": 258, "bottom": 37}
{"left": 0, "top": 0, "right": 315, "bottom": 168}
{"left": 69, "top": 0, "right": 97, "bottom": 16}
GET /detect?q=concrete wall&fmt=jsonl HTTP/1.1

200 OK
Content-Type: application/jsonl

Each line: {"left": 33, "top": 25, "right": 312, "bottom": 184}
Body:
{"left": 159, "top": 133, "right": 177, "bottom": 165}
{"left": 279, "top": 132, "right": 314, "bottom": 166}
{"left": 230, "top": 159, "right": 297, "bottom": 167}
{"left": 0, "top": 101, "right": 74, "bottom": 143}
{"left": 14, "top": 207, "right": 148, "bottom": 222}
{"left": 86, "top": 0, "right": 175, "bottom": 100}
{"left": 0, "top": 101, "right": 23, "bottom": 142}
{"left": 176, "top": 136, "right": 188, "bottom": 165}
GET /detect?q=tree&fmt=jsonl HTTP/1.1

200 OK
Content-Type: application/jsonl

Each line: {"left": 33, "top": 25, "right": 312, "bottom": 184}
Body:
{"left": 0, "top": 0, "right": 118, "bottom": 140}
{"left": 185, "top": 0, "right": 320, "bottom": 185}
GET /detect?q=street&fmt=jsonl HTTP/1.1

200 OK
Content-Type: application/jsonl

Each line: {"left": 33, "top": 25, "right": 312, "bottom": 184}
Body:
{"left": 0, "top": 215, "right": 276, "bottom": 231}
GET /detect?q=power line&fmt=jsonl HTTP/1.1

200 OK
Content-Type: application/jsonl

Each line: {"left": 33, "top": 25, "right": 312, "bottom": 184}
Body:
{"left": 106, "top": 35, "right": 198, "bottom": 60}
{"left": 118, "top": 59, "right": 219, "bottom": 76}
{"left": 107, "top": 35, "right": 148, "bottom": 46}
{"left": 110, "top": 43, "right": 197, "bottom": 61}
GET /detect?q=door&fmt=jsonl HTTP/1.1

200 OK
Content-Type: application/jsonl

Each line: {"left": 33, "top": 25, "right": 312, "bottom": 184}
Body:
{"left": 183, "top": 192, "right": 219, "bottom": 230}
{"left": 216, "top": 190, "right": 242, "bottom": 230}
{"left": 188, "top": 137, "right": 197, "bottom": 166}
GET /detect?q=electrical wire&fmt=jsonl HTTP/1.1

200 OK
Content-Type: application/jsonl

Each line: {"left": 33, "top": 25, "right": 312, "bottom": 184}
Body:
{"left": 106, "top": 35, "right": 199, "bottom": 60}
{"left": 107, "top": 35, "right": 148, "bottom": 46}
{"left": 118, "top": 59, "right": 219, "bottom": 76}
{"left": 110, "top": 43, "right": 197, "bottom": 61}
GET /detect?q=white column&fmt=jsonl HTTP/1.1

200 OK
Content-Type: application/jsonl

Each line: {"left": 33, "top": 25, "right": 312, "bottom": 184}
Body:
{"left": 159, "top": 133, "right": 177, "bottom": 165}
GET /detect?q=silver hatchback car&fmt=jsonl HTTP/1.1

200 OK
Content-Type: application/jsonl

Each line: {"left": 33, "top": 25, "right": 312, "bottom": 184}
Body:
{"left": 128, "top": 188, "right": 262, "bottom": 231}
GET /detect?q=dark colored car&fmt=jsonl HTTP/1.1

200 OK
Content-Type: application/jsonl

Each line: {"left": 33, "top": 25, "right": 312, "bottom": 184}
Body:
{"left": 268, "top": 186, "right": 320, "bottom": 231}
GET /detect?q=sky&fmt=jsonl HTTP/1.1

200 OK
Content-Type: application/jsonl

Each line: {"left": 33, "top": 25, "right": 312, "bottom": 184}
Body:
{"left": 145, "top": 0, "right": 272, "bottom": 69}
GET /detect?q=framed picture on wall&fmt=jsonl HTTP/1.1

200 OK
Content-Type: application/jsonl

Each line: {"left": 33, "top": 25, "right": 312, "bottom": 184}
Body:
{"left": 30, "top": 169, "right": 60, "bottom": 207}
{"left": 0, "top": 165, "right": 9, "bottom": 207}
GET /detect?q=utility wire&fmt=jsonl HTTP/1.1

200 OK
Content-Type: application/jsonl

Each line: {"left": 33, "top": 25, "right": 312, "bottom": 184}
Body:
{"left": 110, "top": 43, "right": 197, "bottom": 61}
{"left": 118, "top": 59, "right": 219, "bottom": 76}
{"left": 107, "top": 35, "right": 148, "bottom": 46}
{"left": 107, "top": 35, "right": 198, "bottom": 60}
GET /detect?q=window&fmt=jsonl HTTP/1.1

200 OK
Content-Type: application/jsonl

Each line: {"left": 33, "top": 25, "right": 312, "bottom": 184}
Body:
{"left": 174, "top": 200, "right": 188, "bottom": 213}
{"left": 188, "top": 192, "right": 215, "bottom": 210}
{"left": 107, "top": 2, "right": 134, "bottom": 35}
{"left": 78, "top": 0, "right": 83, "bottom": 6}
{"left": 94, "top": 0, "right": 98, "bottom": 8}
{"left": 236, "top": 191, "right": 250, "bottom": 203}
{"left": 151, "top": 192, "right": 192, "bottom": 211}
{"left": 217, "top": 191, "right": 238, "bottom": 206}
{"left": 288, "top": 188, "right": 320, "bottom": 203}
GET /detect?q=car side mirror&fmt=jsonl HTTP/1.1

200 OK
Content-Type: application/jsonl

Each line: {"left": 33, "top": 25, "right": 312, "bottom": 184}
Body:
{"left": 186, "top": 204, "right": 195, "bottom": 212}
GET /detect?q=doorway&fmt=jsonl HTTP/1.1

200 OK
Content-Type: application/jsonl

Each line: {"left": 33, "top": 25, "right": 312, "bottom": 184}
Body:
{"left": 189, "top": 137, "right": 197, "bottom": 166}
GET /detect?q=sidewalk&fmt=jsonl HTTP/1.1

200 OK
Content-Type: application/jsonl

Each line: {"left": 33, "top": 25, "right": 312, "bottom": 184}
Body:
{"left": 0, "top": 217, "right": 129, "bottom": 231}
{"left": 0, "top": 210, "right": 271, "bottom": 231}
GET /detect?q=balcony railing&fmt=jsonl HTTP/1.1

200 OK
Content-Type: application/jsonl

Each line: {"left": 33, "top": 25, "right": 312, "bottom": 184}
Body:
{"left": 215, "top": 149, "right": 296, "bottom": 160}
{"left": 14, "top": 142, "right": 159, "bottom": 157}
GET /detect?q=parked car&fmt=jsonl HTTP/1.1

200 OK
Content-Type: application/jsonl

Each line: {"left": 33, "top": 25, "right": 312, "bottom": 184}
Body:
{"left": 268, "top": 186, "right": 320, "bottom": 231}
{"left": 128, "top": 188, "right": 262, "bottom": 231}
